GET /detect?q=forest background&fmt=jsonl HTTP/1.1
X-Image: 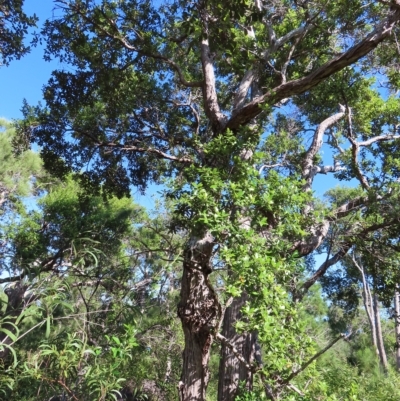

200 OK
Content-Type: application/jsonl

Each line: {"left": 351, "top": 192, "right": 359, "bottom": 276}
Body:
{"left": 2, "top": 1, "right": 400, "bottom": 401}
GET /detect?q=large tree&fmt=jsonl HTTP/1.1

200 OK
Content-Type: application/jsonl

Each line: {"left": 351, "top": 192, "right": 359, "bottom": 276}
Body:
{"left": 15, "top": 0, "right": 400, "bottom": 399}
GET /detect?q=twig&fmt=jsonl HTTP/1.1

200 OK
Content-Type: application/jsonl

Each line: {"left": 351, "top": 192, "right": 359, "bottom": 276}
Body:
{"left": 283, "top": 332, "right": 351, "bottom": 384}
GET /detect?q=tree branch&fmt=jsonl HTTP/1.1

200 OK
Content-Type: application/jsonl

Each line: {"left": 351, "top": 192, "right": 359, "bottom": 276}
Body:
{"left": 282, "top": 332, "right": 351, "bottom": 384}
{"left": 200, "top": 36, "right": 227, "bottom": 129}
{"left": 226, "top": 8, "right": 400, "bottom": 130}
{"left": 297, "top": 242, "right": 353, "bottom": 300}
{"left": 233, "top": 23, "right": 313, "bottom": 113}
{"left": 66, "top": 1, "right": 202, "bottom": 88}
{"left": 330, "top": 196, "right": 368, "bottom": 220}
{"left": 302, "top": 105, "right": 346, "bottom": 191}
{"left": 216, "top": 333, "right": 255, "bottom": 372}
{"left": 358, "top": 133, "right": 400, "bottom": 147}
{"left": 100, "top": 141, "right": 193, "bottom": 163}
{"left": 345, "top": 107, "right": 370, "bottom": 190}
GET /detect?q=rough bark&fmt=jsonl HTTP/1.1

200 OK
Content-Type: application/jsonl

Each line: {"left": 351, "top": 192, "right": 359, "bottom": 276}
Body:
{"left": 0, "top": 282, "right": 27, "bottom": 359}
{"left": 218, "top": 294, "right": 257, "bottom": 401}
{"left": 177, "top": 232, "right": 220, "bottom": 401}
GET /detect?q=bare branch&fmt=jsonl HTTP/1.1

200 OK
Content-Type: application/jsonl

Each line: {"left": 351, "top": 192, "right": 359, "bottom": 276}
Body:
{"left": 287, "top": 383, "right": 305, "bottom": 397}
{"left": 302, "top": 106, "right": 346, "bottom": 190}
{"left": 280, "top": 35, "right": 302, "bottom": 84}
{"left": 262, "top": 23, "right": 313, "bottom": 59}
{"left": 233, "top": 23, "right": 313, "bottom": 113}
{"left": 259, "top": 163, "right": 284, "bottom": 174}
{"left": 216, "top": 333, "right": 255, "bottom": 372}
{"left": 315, "top": 160, "right": 346, "bottom": 175}
{"left": 358, "top": 134, "right": 400, "bottom": 147}
{"left": 345, "top": 107, "right": 370, "bottom": 190}
{"left": 233, "top": 70, "right": 256, "bottom": 113}
{"left": 298, "top": 242, "right": 353, "bottom": 299}
{"left": 100, "top": 142, "right": 193, "bottom": 163}
{"left": 350, "top": 252, "right": 377, "bottom": 348}
{"left": 294, "top": 220, "right": 331, "bottom": 257}
{"left": 200, "top": 36, "right": 227, "bottom": 129}
{"left": 283, "top": 333, "right": 351, "bottom": 384}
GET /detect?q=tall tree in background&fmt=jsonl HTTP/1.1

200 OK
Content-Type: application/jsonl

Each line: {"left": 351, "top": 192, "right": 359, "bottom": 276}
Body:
{"left": 13, "top": 0, "right": 400, "bottom": 400}
{"left": 0, "top": 119, "right": 42, "bottom": 210}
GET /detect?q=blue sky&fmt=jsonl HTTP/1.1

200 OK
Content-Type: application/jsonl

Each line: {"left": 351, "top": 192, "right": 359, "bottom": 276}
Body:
{"left": 0, "top": 0, "right": 161, "bottom": 208}
{"left": 0, "top": 0, "right": 350, "bottom": 209}
{"left": 0, "top": 0, "right": 365, "bottom": 278}
{"left": 0, "top": 0, "right": 57, "bottom": 120}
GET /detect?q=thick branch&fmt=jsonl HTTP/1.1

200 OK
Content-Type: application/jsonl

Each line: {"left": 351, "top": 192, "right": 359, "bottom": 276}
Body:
{"left": 314, "top": 161, "right": 346, "bottom": 175}
{"left": 294, "top": 220, "right": 331, "bottom": 257}
{"left": 302, "top": 106, "right": 346, "bottom": 190}
{"left": 226, "top": 9, "right": 400, "bottom": 130}
{"left": 330, "top": 196, "right": 368, "bottom": 220}
{"left": 233, "top": 69, "right": 256, "bottom": 112}
{"left": 297, "top": 242, "right": 353, "bottom": 300}
{"left": 346, "top": 108, "right": 370, "bottom": 190}
{"left": 358, "top": 134, "right": 400, "bottom": 147}
{"left": 233, "top": 24, "right": 312, "bottom": 113}
{"left": 200, "top": 37, "right": 227, "bottom": 129}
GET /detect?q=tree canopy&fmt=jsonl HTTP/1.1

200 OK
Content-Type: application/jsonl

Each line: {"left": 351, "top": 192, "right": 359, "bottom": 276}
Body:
{"left": 3, "top": 1, "right": 400, "bottom": 400}
{"left": 0, "top": 0, "right": 37, "bottom": 65}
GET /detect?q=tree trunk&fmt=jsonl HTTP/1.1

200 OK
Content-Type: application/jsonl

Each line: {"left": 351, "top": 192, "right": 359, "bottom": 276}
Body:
{"left": 394, "top": 289, "right": 400, "bottom": 371}
{"left": 351, "top": 255, "right": 378, "bottom": 354}
{"left": 218, "top": 293, "right": 257, "bottom": 401}
{"left": 0, "top": 283, "right": 27, "bottom": 359}
{"left": 372, "top": 293, "right": 388, "bottom": 372}
{"left": 177, "top": 233, "right": 220, "bottom": 401}
{"left": 364, "top": 278, "right": 378, "bottom": 352}
{"left": 360, "top": 265, "right": 378, "bottom": 352}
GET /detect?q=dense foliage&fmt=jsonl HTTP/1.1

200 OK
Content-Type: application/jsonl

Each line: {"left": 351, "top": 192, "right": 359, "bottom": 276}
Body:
{"left": 3, "top": 0, "right": 400, "bottom": 400}
{"left": 0, "top": 0, "right": 37, "bottom": 65}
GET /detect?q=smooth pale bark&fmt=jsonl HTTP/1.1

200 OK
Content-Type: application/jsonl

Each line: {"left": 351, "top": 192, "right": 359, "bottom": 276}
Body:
{"left": 373, "top": 293, "right": 388, "bottom": 372}
{"left": 394, "top": 290, "right": 400, "bottom": 370}
{"left": 218, "top": 294, "right": 257, "bottom": 401}
{"left": 226, "top": 7, "right": 400, "bottom": 130}
{"left": 352, "top": 256, "right": 378, "bottom": 352}
{"left": 364, "top": 279, "right": 378, "bottom": 354}
{"left": 364, "top": 282, "right": 378, "bottom": 353}
{"left": 177, "top": 233, "right": 220, "bottom": 401}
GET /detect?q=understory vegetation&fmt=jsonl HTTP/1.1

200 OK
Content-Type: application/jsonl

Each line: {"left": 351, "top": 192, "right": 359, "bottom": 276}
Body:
{"left": 2, "top": 1, "right": 400, "bottom": 400}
